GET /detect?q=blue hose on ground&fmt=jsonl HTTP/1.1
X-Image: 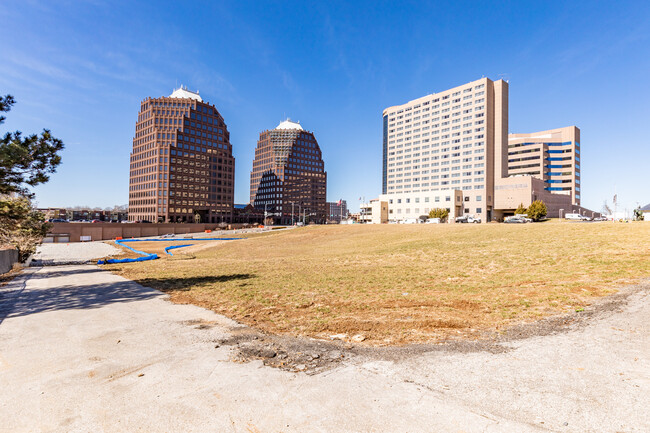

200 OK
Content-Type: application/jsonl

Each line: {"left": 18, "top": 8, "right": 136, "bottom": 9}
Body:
{"left": 98, "top": 237, "right": 242, "bottom": 264}
{"left": 164, "top": 244, "right": 194, "bottom": 255}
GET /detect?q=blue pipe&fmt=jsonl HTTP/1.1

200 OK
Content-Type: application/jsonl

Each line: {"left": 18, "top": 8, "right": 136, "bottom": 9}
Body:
{"left": 98, "top": 237, "right": 242, "bottom": 264}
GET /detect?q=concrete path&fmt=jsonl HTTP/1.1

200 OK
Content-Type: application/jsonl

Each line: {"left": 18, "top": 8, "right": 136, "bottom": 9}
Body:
{"left": 33, "top": 242, "right": 121, "bottom": 265}
{"left": 0, "top": 266, "right": 648, "bottom": 432}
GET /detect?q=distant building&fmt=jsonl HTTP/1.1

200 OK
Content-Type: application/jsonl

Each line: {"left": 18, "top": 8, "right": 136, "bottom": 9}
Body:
{"left": 38, "top": 208, "right": 68, "bottom": 220}
{"left": 508, "top": 126, "right": 581, "bottom": 206}
{"left": 250, "top": 119, "right": 327, "bottom": 224}
{"left": 232, "top": 204, "right": 264, "bottom": 225}
{"left": 327, "top": 200, "right": 348, "bottom": 221}
{"left": 128, "top": 87, "right": 235, "bottom": 223}
{"left": 38, "top": 208, "right": 128, "bottom": 222}
{"left": 359, "top": 199, "right": 388, "bottom": 224}
{"left": 380, "top": 78, "right": 597, "bottom": 221}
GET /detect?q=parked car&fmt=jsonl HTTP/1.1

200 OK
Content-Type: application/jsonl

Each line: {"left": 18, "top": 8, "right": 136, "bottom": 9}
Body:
{"left": 504, "top": 216, "right": 530, "bottom": 224}
{"left": 49, "top": 218, "right": 68, "bottom": 223}
{"left": 91, "top": 219, "right": 101, "bottom": 223}
{"left": 565, "top": 213, "right": 589, "bottom": 221}
{"left": 425, "top": 218, "right": 441, "bottom": 224}
{"left": 135, "top": 220, "right": 152, "bottom": 223}
{"left": 593, "top": 216, "right": 607, "bottom": 221}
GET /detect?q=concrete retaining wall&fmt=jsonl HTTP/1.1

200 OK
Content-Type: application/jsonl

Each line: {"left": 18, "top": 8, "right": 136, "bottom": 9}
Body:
{"left": 0, "top": 248, "right": 19, "bottom": 274}
{"left": 45, "top": 222, "right": 258, "bottom": 243}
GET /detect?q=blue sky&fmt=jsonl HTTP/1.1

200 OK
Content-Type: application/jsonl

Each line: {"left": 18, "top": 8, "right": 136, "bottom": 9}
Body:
{"left": 1, "top": 1, "right": 649, "bottom": 213}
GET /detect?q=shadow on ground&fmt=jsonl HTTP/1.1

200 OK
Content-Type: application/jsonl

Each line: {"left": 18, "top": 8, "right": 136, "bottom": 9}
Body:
{"left": 0, "top": 270, "right": 255, "bottom": 325}
{"left": 21, "top": 267, "right": 107, "bottom": 280}
{"left": 132, "top": 274, "right": 255, "bottom": 292}
{"left": 0, "top": 278, "right": 161, "bottom": 325}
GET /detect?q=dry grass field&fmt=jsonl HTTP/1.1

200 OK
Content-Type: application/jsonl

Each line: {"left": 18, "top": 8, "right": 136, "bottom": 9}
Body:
{"left": 105, "top": 222, "right": 650, "bottom": 344}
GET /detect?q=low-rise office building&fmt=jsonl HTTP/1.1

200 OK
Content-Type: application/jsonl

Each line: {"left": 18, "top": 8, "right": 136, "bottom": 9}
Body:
{"left": 359, "top": 199, "right": 388, "bottom": 224}
{"left": 379, "top": 189, "right": 464, "bottom": 221}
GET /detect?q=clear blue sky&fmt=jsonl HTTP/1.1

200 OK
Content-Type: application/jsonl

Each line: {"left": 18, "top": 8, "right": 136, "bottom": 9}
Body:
{"left": 1, "top": 1, "right": 649, "bottom": 213}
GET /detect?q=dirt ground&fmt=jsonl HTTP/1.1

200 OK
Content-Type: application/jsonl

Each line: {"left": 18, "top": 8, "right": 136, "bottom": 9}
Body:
{"left": 222, "top": 280, "right": 649, "bottom": 374}
{"left": 105, "top": 222, "right": 650, "bottom": 345}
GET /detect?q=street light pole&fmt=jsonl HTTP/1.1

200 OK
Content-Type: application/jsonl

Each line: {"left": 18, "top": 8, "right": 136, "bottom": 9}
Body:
{"left": 291, "top": 202, "right": 294, "bottom": 225}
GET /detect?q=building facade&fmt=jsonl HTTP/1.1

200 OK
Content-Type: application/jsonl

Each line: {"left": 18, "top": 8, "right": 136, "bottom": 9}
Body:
{"left": 128, "top": 87, "right": 235, "bottom": 223}
{"left": 327, "top": 200, "right": 348, "bottom": 221}
{"left": 508, "top": 126, "right": 581, "bottom": 205}
{"left": 359, "top": 200, "right": 388, "bottom": 224}
{"left": 250, "top": 120, "right": 327, "bottom": 224}
{"left": 381, "top": 77, "right": 508, "bottom": 222}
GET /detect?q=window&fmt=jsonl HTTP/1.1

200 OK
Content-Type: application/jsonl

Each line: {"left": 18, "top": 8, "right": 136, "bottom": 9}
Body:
{"left": 464, "top": 197, "right": 470, "bottom": 202}
{"left": 476, "top": 208, "right": 482, "bottom": 213}
{"left": 445, "top": 196, "right": 451, "bottom": 202}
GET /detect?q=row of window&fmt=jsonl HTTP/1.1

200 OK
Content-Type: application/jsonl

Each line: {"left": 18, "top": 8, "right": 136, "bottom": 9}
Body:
{"left": 391, "top": 207, "right": 483, "bottom": 215}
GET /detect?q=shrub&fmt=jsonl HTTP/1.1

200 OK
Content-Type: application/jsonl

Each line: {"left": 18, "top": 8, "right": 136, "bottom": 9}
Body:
{"left": 428, "top": 208, "right": 449, "bottom": 223}
{"left": 0, "top": 195, "right": 51, "bottom": 261}
{"left": 515, "top": 203, "right": 527, "bottom": 215}
{"left": 527, "top": 200, "right": 548, "bottom": 222}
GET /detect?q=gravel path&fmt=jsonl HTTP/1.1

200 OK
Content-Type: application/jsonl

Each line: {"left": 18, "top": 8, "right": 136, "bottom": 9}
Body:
{"left": 33, "top": 242, "right": 120, "bottom": 265}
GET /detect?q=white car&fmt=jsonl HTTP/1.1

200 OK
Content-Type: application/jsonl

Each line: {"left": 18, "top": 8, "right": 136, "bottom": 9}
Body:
{"left": 565, "top": 213, "right": 588, "bottom": 221}
{"left": 425, "top": 218, "right": 441, "bottom": 224}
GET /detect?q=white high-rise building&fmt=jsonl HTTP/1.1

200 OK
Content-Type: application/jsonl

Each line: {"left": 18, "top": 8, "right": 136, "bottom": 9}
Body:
{"left": 381, "top": 77, "right": 508, "bottom": 222}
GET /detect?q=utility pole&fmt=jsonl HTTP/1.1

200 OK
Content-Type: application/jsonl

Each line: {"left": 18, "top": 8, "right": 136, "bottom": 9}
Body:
{"left": 291, "top": 202, "right": 295, "bottom": 225}
{"left": 264, "top": 203, "right": 268, "bottom": 226}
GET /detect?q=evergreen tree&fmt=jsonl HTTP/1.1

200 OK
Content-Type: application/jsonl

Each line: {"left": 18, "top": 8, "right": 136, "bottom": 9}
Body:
{"left": 1, "top": 94, "right": 64, "bottom": 197}
{"left": 428, "top": 208, "right": 449, "bottom": 223}
{"left": 0, "top": 94, "right": 64, "bottom": 259}
{"left": 527, "top": 200, "right": 548, "bottom": 221}
{"left": 515, "top": 203, "right": 527, "bottom": 215}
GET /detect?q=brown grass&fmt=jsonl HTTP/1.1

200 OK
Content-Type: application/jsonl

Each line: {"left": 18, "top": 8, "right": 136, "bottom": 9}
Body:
{"left": 105, "top": 222, "right": 650, "bottom": 344}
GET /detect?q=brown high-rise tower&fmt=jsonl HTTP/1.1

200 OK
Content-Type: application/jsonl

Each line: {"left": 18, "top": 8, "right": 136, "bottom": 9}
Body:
{"left": 128, "top": 87, "right": 235, "bottom": 223}
{"left": 250, "top": 119, "right": 326, "bottom": 224}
